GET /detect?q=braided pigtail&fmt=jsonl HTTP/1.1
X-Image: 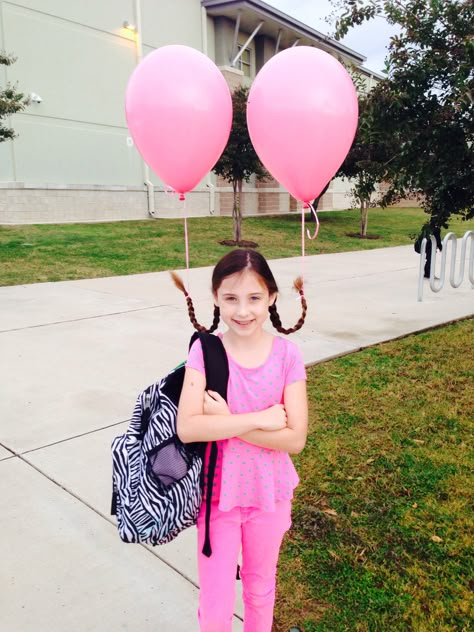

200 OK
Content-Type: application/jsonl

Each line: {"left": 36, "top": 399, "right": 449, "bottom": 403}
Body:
{"left": 170, "top": 272, "right": 220, "bottom": 333}
{"left": 269, "top": 276, "right": 307, "bottom": 335}
{"left": 208, "top": 305, "right": 220, "bottom": 333}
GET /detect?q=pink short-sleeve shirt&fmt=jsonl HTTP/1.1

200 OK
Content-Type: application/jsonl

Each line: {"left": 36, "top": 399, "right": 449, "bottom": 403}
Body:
{"left": 186, "top": 335, "right": 306, "bottom": 512}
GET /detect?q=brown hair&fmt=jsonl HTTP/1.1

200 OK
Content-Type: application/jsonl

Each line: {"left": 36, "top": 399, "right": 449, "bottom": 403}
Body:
{"left": 171, "top": 249, "right": 307, "bottom": 334}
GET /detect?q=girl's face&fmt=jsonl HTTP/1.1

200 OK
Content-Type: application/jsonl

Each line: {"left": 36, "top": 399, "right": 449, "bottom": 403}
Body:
{"left": 214, "top": 269, "right": 276, "bottom": 337}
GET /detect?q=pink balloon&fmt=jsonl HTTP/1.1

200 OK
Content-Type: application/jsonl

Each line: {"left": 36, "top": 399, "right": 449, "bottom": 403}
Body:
{"left": 125, "top": 45, "right": 232, "bottom": 195}
{"left": 247, "top": 47, "right": 359, "bottom": 203}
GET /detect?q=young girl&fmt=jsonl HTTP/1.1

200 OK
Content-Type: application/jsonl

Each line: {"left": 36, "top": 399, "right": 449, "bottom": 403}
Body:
{"left": 173, "top": 249, "right": 308, "bottom": 632}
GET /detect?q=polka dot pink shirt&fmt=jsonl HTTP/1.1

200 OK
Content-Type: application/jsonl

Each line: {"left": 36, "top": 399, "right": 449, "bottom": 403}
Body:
{"left": 186, "top": 335, "right": 307, "bottom": 512}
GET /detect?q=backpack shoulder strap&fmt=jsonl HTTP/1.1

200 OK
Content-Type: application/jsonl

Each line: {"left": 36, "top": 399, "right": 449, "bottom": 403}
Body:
{"left": 189, "top": 332, "right": 229, "bottom": 401}
{"left": 189, "top": 331, "right": 229, "bottom": 558}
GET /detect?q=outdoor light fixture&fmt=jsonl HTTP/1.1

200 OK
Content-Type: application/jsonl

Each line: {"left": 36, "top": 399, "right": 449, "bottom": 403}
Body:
{"left": 30, "top": 92, "right": 42, "bottom": 104}
{"left": 123, "top": 21, "right": 137, "bottom": 32}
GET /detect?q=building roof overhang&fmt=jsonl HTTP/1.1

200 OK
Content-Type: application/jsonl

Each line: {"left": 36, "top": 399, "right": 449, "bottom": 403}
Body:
{"left": 201, "top": 0, "right": 366, "bottom": 65}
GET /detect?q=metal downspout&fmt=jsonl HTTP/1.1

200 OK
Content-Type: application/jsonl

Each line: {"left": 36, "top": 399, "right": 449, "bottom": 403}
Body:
{"left": 134, "top": 0, "right": 156, "bottom": 217}
{"left": 202, "top": 6, "right": 216, "bottom": 216}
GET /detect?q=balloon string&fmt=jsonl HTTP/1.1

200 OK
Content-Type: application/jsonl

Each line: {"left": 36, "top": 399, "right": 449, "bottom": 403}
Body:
{"left": 181, "top": 195, "right": 190, "bottom": 290}
{"left": 301, "top": 204, "right": 306, "bottom": 286}
{"left": 306, "top": 201, "right": 320, "bottom": 240}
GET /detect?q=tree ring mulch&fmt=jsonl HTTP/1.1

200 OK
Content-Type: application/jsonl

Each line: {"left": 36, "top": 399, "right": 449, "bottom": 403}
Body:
{"left": 219, "top": 239, "right": 259, "bottom": 248}
{"left": 345, "top": 233, "right": 381, "bottom": 240}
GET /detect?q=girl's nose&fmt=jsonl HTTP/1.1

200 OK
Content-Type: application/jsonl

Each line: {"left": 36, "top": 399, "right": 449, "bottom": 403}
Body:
{"left": 236, "top": 301, "right": 250, "bottom": 317}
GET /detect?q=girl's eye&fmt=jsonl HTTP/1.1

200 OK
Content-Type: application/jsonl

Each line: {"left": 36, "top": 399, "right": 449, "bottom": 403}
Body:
{"left": 250, "top": 296, "right": 261, "bottom": 301}
{"left": 225, "top": 296, "right": 236, "bottom": 302}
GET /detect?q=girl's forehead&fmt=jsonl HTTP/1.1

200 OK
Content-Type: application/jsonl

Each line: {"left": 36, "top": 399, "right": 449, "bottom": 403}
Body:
{"left": 217, "top": 269, "right": 268, "bottom": 293}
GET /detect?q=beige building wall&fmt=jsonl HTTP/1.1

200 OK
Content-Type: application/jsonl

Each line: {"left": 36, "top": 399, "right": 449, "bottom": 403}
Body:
{"left": 0, "top": 0, "right": 205, "bottom": 184}
{"left": 0, "top": 0, "right": 393, "bottom": 224}
{"left": 0, "top": 0, "right": 216, "bottom": 222}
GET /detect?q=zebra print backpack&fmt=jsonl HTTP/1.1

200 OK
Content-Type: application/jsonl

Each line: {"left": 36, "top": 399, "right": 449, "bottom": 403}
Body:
{"left": 111, "top": 332, "right": 228, "bottom": 556}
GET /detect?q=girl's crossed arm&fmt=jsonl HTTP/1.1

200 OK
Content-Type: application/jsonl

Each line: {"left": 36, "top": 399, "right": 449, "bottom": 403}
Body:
{"left": 238, "top": 380, "right": 308, "bottom": 454}
{"left": 177, "top": 366, "right": 287, "bottom": 443}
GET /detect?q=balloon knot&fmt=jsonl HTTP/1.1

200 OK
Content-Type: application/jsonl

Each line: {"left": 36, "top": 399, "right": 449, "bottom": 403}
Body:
{"left": 303, "top": 202, "right": 310, "bottom": 209}
{"left": 179, "top": 193, "right": 185, "bottom": 201}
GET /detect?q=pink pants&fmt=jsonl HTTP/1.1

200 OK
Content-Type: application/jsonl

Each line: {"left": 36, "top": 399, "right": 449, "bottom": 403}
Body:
{"left": 196, "top": 500, "right": 292, "bottom": 632}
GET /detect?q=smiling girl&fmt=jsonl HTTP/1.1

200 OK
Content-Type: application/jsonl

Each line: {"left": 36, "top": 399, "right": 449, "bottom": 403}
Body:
{"left": 172, "top": 249, "right": 308, "bottom": 632}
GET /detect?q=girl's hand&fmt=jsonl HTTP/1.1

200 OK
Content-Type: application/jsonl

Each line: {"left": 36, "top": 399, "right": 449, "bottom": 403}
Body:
{"left": 259, "top": 404, "right": 287, "bottom": 431}
{"left": 204, "top": 390, "right": 230, "bottom": 416}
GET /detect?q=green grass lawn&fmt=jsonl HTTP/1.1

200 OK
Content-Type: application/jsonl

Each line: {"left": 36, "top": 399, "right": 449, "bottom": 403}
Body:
{"left": 1, "top": 207, "right": 473, "bottom": 286}
{"left": 275, "top": 318, "right": 474, "bottom": 632}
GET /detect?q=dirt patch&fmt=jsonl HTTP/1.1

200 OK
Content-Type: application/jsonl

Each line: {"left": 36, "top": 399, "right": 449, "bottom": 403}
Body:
{"left": 219, "top": 239, "right": 259, "bottom": 248}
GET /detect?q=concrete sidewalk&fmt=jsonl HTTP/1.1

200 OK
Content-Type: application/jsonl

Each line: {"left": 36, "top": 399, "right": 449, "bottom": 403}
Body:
{"left": 0, "top": 245, "right": 472, "bottom": 631}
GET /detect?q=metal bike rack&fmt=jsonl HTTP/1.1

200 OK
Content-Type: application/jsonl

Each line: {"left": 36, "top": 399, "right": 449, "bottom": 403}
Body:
{"left": 417, "top": 230, "right": 474, "bottom": 302}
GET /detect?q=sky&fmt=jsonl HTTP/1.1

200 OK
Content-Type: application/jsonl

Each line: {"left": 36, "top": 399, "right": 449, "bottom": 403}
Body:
{"left": 265, "top": 0, "right": 398, "bottom": 75}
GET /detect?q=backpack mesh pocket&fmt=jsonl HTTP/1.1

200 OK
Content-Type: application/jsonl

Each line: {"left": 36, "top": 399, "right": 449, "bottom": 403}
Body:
{"left": 147, "top": 438, "right": 191, "bottom": 487}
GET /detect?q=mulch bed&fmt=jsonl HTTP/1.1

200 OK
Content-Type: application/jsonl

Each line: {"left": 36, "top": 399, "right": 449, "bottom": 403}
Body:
{"left": 219, "top": 240, "right": 259, "bottom": 248}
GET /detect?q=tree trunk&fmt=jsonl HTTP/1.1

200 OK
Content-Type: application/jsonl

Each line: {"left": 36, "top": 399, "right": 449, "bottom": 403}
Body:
{"left": 311, "top": 181, "right": 331, "bottom": 215}
{"left": 232, "top": 179, "right": 243, "bottom": 243}
{"left": 360, "top": 200, "right": 369, "bottom": 237}
{"left": 232, "top": 180, "right": 238, "bottom": 242}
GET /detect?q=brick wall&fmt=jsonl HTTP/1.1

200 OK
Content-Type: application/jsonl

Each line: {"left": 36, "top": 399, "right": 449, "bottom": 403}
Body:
{"left": 219, "top": 191, "right": 235, "bottom": 215}
{"left": 0, "top": 184, "right": 213, "bottom": 224}
{"left": 256, "top": 176, "right": 279, "bottom": 189}
{"left": 257, "top": 191, "right": 282, "bottom": 213}
{"left": 0, "top": 177, "right": 420, "bottom": 225}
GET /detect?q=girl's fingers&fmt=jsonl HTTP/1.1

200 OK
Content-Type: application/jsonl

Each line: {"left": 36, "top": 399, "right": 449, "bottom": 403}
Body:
{"left": 207, "top": 389, "right": 223, "bottom": 402}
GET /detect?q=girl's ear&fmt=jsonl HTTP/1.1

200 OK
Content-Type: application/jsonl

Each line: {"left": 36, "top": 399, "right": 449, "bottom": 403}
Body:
{"left": 269, "top": 292, "right": 277, "bottom": 306}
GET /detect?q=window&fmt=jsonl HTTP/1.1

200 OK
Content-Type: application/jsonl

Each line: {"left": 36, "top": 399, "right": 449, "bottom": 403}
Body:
{"left": 237, "top": 45, "right": 252, "bottom": 77}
